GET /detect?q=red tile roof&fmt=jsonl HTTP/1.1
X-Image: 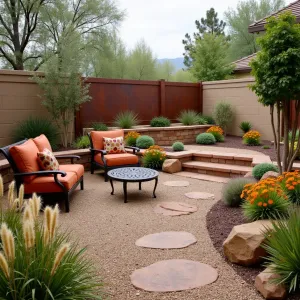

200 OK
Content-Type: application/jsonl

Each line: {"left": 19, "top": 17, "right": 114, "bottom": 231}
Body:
{"left": 248, "top": 0, "right": 300, "bottom": 33}
{"left": 233, "top": 53, "right": 257, "bottom": 73}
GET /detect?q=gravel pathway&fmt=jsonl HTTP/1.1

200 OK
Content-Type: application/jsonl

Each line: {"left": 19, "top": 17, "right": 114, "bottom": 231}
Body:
{"left": 59, "top": 172, "right": 263, "bottom": 300}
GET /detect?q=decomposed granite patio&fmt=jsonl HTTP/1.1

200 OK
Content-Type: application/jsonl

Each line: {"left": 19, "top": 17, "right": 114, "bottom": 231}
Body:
{"left": 57, "top": 171, "right": 263, "bottom": 300}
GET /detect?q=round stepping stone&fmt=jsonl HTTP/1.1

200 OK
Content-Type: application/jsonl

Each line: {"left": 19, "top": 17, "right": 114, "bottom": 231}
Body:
{"left": 185, "top": 192, "right": 215, "bottom": 200}
{"left": 130, "top": 259, "right": 218, "bottom": 292}
{"left": 163, "top": 180, "right": 190, "bottom": 187}
{"left": 153, "top": 205, "right": 191, "bottom": 216}
{"left": 135, "top": 231, "right": 197, "bottom": 249}
{"left": 160, "top": 201, "right": 197, "bottom": 212}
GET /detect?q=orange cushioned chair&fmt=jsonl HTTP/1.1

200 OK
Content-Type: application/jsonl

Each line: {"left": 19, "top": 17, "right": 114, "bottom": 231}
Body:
{"left": 0, "top": 134, "right": 84, "bottom": 212}
{"left": 88, "top": 129, "right": 140, "bottom": 181}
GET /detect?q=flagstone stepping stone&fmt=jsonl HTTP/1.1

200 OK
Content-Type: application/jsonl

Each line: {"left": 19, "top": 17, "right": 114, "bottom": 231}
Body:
{"left": 185, "top": 192, "right": 215, "bottom": 200}
{"left": 163, "top": 180, "right": 190, "bottom": 187}
{"left": 153, "top": 205, "right": 191, "bottom": 216}
{"left": 135, "top": 231, "right": 197, "bottom": 249}
{"left": 130, "top": 259, "right": 218, "bottom": 292}
{"left": 154, "top": 202, "right": 197, "bottom": 216}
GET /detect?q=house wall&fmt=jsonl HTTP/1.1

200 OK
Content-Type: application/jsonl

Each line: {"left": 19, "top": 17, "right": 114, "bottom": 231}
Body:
{"left": 202, "top": 77, "right": 276, "bottom": 140}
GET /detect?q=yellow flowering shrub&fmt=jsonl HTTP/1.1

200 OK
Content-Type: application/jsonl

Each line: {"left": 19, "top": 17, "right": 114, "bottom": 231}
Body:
{"left": 143, "top": 145, "right": 166, "bottom": 169}
{"left": 243, "top": 130, "right": 261, "bottom": 146}
{"left": 206, "top": 126, "right": 224, "bottom": 142}
{"left": 277, "top": 170, "right": 300, "bottom": 204}
{"left": 125, "top": 131, "right": 140, "bottom": 147}
{"left": 241, "top": 178, "right": 289, "bottom": 221}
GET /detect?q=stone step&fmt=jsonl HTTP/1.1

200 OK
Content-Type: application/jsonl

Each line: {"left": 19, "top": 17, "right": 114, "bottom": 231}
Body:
{"left": 182, "top": 161, "right": 252, "bottom": 178}
{"left": 175, "top": 171, "right": 230, "bottom": 183}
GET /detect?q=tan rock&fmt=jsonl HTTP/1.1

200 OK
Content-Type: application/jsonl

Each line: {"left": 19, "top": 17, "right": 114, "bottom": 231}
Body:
{"left": 255, "top": 267, "right": 287, "bottom": 299}
{"left": 261, "top": 171, "right": 279, "bottom": 180}
{"left": 223, "top": 220, "right": 275, "bottom": 266}
{"left": 162, "top": 159, "right": 182, "bottom": 173}
{"left": 244, "top": 171, "right": 255, "bottom": 179}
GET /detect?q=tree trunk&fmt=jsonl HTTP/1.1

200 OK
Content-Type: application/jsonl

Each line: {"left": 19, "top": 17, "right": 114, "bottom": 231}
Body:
{"left": 282, "top": 101, "right": 290, "bottom": 172}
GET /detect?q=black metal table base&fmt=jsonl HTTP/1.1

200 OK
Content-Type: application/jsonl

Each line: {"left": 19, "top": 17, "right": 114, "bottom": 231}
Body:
{"left": 110, "top": 178, "right": 158, "bottom": 203}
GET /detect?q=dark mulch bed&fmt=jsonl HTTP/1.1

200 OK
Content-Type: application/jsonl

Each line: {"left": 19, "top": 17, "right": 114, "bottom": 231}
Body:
{"left": 206, "top": 200, "right": 299, "bottom": 299}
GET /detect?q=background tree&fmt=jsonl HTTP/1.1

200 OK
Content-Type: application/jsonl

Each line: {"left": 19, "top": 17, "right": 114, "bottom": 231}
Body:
{"left": 225, "top": 0, "right": 285, "bottom": 61}
{"left": 0, "top": 0, "right": 124, "bottom": 70}
{"left": 182, "top": 8, "right": 226, "bottom": 68}
{"left": 190, "top": 33, "right": 234, "bottom": 81}
{"left": 172, "top": 69, "right": 196, "bottom": 82}
{"left": 126, "top": 39, "right": 157, "bottom": 80}
{"left": 34, "top": 37, "right": 91, "bottom": 147}
{"left": 155, "top": 61, "right": 175, "bottom": 81}
{"left": 250, "top": 12, "right": 300, "bottom": 173}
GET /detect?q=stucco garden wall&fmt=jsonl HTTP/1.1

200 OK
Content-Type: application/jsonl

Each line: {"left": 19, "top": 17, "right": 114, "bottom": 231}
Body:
{"left": 202, "top": 77, "right": 277, "bottom": 140}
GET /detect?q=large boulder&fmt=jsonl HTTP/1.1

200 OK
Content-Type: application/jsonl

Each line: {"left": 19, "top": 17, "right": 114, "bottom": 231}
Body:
{"left": 162, "top": 159, "right": 182, "bottom": 174}
{"left": 261, "top": 171, "right": 279, "bottom": 180}
{"left": 244, "top": 172, "right": 256, "bottom": 180}
{"left": 255, "top": 267, "right": 287, "bottom": 299}
{"left": 223, "top": 220, "right": 275, "bottom": 266}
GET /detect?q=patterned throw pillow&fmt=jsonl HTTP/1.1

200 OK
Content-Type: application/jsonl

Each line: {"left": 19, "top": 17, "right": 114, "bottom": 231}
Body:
{"left": 103, "top": 136, "right": 126, "bottom": 154}
{"left": 37, "top": 148, "right": 59, "bottom": 171}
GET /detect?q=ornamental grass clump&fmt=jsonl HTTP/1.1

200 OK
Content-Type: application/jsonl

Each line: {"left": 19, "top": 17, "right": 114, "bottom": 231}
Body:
{"left": 263, "top": 211, "right": 300, "bottom": 293}
{"left": 243, "top": 130, "right": 261, "bottom": 146}
{"left": 241, "top": 178, "right": 289, "bottom": 221}
{"left": 277, "top": 170, "right": 300, "bottom": 205}
{"left": 73, "top": 135, "right": 90, "bottom": 149}
{"left": 142, "top": 145, "right": 166, "bottom": 169}
{"left": 0, "top": 177, "right": 103, "bottom": 299}
{"left": 178, "top": 110, "right": 199, "bottom": 125}
{"left": 125, "top": 131, "right": 141, "bottom": 147}
{"left": 222, "top": 177, "right": 256, "bottom": 207}
{"left": 239, "top": 121, "right": 252, "bottom": 133}
{"left": 114, "top": 110, "right": 139, "bottom": 129}
{"left": 206, "top": 126, "right": 224, "bottom": 142}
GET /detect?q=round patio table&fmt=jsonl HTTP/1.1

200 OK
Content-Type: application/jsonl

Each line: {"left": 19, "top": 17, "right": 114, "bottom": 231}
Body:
{"left": 107, "top": 167, "right": 159, "bottom": 203}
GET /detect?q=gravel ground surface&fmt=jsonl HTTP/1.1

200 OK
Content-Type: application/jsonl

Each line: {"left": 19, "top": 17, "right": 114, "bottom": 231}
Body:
{"left": 58, "top": 172, "right": 263, "bottom": 300}
{"left": 206, "top": 200, "right": 300, "bottom": 300}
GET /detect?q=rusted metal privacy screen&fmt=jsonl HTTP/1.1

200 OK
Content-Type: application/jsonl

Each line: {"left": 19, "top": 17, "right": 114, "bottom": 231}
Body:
{"left": 75, "top": 78, "right": 202, "bottom": 136}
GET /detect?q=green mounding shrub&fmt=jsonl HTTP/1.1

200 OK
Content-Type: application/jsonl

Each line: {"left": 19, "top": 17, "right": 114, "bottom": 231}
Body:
{"left": 262, "top": 145, "right": 271, "bottom": 149}
{"left": 0, "top": 180, "right": 103, "bottom": 299}
{"left": 201, "top": 115, "right": 216, "bottom": 124}
{"left": 213, "top": 102, "right": 234, "bottom": 134}
{"left": 91, "top": 122, "right": 108, "bottom": 131}
{"left": 197, "top": 116, "right": 208, "bottom": 125}
{"left": 150, "top": 116, "right": 171, "bottom": 127}
{"left": 73, "top": 135, "right": 90, "bottom": 149}
{"left": 13, "top": 117, "right": 59, "bottom": 149}
{"left": 172, "top": 141, "right": 184, "bottom": 151}
{"left": 239, "top": 121, "right": 252, "bottom": 133}
{"left": 136, "top": 135, "right": 155, "bottom": 149}
{"left": 252, "top": 163, "right": 279, "bottom": 180}
{"left": 114, "top": 111, "right": 139, "bottom": 129}
{"left": 263, "top": 211, "right": 300, "bottom": 293}
{"left": 178, "top": 110, "right": 199, "bottom": 125}
{"left": 196, "top": 133, "right": 216, "bottom": 145}
{"left": 222, "top": 178, "right": 256, "bottom": 207}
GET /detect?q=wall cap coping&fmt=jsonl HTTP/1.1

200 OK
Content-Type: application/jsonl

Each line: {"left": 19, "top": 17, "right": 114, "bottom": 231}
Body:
{"left": 202, "top": 77, "right": 255, "bottom": 85}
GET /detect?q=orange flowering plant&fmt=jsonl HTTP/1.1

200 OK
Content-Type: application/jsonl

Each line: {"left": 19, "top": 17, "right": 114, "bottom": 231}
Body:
{"left": 241, "top": 178, "right": 290, "bottom": 221}
{"left": 125, "top": 131, "right": 140, "bottom": 147}
{"left": 143, "top": 145, "right": 166, "bottom": 169}
{"left": 243, "top": 130, "right": 261, "bottom": 146}
{"left": 277, "top": 170, "right": 300, "bottom": 205}
{"left": 206, "top": 126, "right": 224, "bottom": 142}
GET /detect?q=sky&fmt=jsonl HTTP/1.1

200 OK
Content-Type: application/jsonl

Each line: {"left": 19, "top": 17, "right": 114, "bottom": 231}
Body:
{"left": 117, "top": 0, "right": 242, "bottom": 59}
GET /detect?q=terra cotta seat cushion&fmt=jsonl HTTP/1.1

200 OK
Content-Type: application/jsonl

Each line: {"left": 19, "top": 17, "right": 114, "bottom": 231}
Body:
{"left": 9, "top": 139, "right": 40, "bottom": 183}
{"left": 95, "top": 153, "right": 138, "bottom": 167}
{"left": 90, "top": 130, "right": 124, "bottom": 150}
{"left": 24, "top": 171, "right": 78, "bottom": 194}
{"left": 59, "top": 164, "right": 84, "bottom": 180}
{"left": 33, "top": 134, "right": 52, "bottom": 152}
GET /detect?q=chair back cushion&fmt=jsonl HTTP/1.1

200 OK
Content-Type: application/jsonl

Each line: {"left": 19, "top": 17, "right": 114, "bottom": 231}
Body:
{"left": 103, "top": 136, "right": 126, "bottom": 154}
{"left": 90, "top": 130, "right": 124, "bottom": 150}
{"left": 9, "top": 139, "right": 40, "bottom": 183}
{"left": 37, "top": 148, "right": 59, "bottom": 171}
{"left": 33, "top": 134, "right": 52, "bottom": 152}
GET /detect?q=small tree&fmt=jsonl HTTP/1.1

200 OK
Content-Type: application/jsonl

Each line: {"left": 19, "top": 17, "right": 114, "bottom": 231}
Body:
{"left": 190, "top": 33, "right": 234, "bottom": 81}
{"left": 250, "top": 12, "right": 300, "bottom": 173}
{"left": 213, "top": 102, "right": 234, "bottom": 135}
{"left": 35, "top": 36, "right": 91, "bottom": 147}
